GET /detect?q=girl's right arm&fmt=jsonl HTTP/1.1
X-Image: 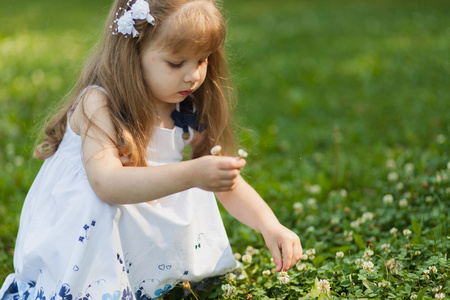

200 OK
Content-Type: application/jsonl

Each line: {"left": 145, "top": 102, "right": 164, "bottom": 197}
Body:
{"left": 72, "top": 89, "right": 245, "bottom": 205}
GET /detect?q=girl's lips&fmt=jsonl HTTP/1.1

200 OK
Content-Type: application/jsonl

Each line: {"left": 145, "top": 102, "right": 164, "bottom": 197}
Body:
{"left": 178, "top": 90, "right": 193, "bottom": 96}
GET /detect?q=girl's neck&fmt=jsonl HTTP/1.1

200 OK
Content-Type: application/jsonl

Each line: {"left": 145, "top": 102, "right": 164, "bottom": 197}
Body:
{"left": 154, "top": 102, "right": 177, "bottom": 129}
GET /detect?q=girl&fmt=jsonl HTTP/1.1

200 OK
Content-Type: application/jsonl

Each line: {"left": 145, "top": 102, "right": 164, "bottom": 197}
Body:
{"left": 0, "top": 0, "right": 302, "bottom": 299}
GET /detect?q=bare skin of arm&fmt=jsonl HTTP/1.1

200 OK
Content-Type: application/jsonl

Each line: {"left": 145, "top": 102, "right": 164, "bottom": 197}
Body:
{"left": 216, "top": 178, "right": 302, "bottom": 272}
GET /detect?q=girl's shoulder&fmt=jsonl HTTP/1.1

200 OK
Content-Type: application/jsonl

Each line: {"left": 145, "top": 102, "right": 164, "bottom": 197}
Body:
{"left": 69, "top": 87, "right": 110, "bottom": 136}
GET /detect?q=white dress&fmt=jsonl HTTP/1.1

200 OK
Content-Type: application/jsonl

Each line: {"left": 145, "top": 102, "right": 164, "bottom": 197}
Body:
{"left": 0, "top": 88, "right": 237, "bottom": 300}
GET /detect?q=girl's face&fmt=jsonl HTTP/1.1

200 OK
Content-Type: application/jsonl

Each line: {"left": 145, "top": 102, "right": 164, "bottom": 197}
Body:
{"left": 140, "top": 42, "right": 209, "bottom": 110}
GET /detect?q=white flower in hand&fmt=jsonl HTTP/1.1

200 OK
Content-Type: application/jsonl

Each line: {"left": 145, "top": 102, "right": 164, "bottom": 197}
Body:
{"left": 210, "top": 145, "right": 222, "bottom": 156}
{"left": 238, "top": 149, "right": 248, "bottom": 158}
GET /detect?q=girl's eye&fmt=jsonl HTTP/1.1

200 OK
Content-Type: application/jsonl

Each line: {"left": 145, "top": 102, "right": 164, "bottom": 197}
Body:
{"left": 168, "top": 62, "right": 183, "bottom": 69}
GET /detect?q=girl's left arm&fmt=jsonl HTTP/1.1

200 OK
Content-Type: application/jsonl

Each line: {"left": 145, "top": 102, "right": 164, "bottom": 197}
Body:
{"left": 215, "top": 175, "right": 302, "bottom": 272}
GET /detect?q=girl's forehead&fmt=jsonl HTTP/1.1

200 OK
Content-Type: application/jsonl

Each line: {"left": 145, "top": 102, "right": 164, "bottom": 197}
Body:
{"left": 145, "top": 39, "right": 212, "bottom": 59}
{"left": 168, "top": 46, "right": 211, "bottom": 59}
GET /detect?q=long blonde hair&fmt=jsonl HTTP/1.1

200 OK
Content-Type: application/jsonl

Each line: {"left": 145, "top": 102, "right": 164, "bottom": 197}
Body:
{"left": 35, "top": 0, "right": 235, "bottom": 166}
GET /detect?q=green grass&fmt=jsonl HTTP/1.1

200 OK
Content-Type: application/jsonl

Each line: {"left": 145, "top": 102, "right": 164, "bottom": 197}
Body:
{"left": 1, "top": 0, "right": 449, "bottom": 298}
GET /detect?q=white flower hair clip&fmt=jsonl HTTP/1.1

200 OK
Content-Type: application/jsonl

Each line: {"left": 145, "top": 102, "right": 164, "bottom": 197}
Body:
{"left": 111, "top": 0, "right": 156, "bottom": 38}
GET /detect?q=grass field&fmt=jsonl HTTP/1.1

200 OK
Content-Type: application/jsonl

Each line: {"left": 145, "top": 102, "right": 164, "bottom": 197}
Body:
{"left": 1, "top": 0, "right": 449, "bottom": 299}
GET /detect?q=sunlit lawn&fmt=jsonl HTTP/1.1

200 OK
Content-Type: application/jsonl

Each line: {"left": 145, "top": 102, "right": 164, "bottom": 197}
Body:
{"left": 1, "top": 0, "right": 449, "bottom": 298}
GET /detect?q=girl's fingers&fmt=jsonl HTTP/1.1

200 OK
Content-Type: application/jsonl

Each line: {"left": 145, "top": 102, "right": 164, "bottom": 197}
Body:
{"left": 218, "top": 157, "right": 246, "bottom": 170}
{"left": 293, "top": 239, "right": 303, "bottom": 265}
{"left": 281, "top": 241, "right": 294, "bottom": 271}
{"left": 267, "top": 243, "right": 283, "bottom": 272}
{"left": 285, "top": 236, "right": 302, "bottom": 270}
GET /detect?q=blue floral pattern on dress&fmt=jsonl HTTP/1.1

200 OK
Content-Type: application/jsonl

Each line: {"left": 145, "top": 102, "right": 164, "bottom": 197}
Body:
{"left": 78, "top": 220, "right": 96, "bottom": 244}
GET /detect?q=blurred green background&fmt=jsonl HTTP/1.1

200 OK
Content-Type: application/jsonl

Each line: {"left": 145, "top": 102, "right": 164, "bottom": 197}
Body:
{"left": 1, "top": 0, "right": 449, "bottom": 281}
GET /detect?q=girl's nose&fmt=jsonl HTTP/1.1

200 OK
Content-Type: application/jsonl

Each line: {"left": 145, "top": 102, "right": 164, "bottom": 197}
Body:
{"left": 184, "top": 66, "right": 201, "bottom": 83}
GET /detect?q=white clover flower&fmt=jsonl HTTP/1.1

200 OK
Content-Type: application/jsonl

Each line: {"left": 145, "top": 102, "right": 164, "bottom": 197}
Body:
{"left": 296, "top": 263, "right": 307, "bottom": 271}
{"left": 278, "top": 275, "right": 290, "bottom": 285}
{"left": 221, "top": 284, "right": 237, "bottom": 297}
{"left": 363, "top": 249, "right": 374, "bottom": 261}
{"left": 405, "top": 162, "right": 415, "bottom": 174}
{"left": 306, "top": 226, "right": 315, "bottom": 233}
{"left": 233, "top": 253, "right": 241, "bottom": 260}
{"left": 317, "top": 279, "right": 331, "bottom": 293}
{"left": 435, "top": 293, "right": 445, "bottom": 300}
{"left": 355, "top": 258, "right": 364, "bottom": 268}
{"left": 362, "top": 261, "right": 374, "bottom": 272}
{"left": 301, "top": 254, "right": 308, "bottom": 260}
{"left": 426, "top": 196, "right": 433, "bottom": 203}
{"left": 403, "top": 229, "right": 412, "bottom": 238}
{"left": 404, "top": 191, "right": 412, "bottom": 199}
{"left": 383, "top": 194, "right": 394, "bottom": 205}
{"left": 390, "top": 227, "right": 398, "bottom": 237}
{"left": 385, "top": 258, "right": 402, "bottom": 275}
{"left": 277, "top": 271, "right": 290, "bottom": 284}
{"left": 363, "top": 249, "right": 373, "bottom": 258}
{"left": 307, "top": 198, "right": 317, "bottom": 209}
{"left": 245, "top": 246, "right": 257, "bottom": 255}
{"left": 388, "top": 171, "right": 399, "bottom": 182}
{"left": 336, "top": 251, "right": 344, "bottom": 258}
{"left": 415, "top": 250, "right": 421, "bottom": 255}
{"left": 362, "top": 212, "right": 374, "bottom": 222}
{"left": 399, "top": 198, "right": 408, "bottom": 208}
{"left": 293, "top": 202, "right": 304, "bottom": 215}
{"left": 381, "top": 243, "right": 390, "bottom": 253}
{"left": 237, "top": 149, "right": 248, "bottom": 158}
{"left": 328, "top": 190, "right": 337, "bottom": 198}
{"left": 330, "top": 217, "right": 340, "bottom": 225}
{"left": 410, "top": 294, "right": 418, "bottom": 299}
{"left": 242, "top": 254, "right": 252, "bottom": 263}
{"left": 396, "top": 182, "right": 404, "bottom": 191}
{"left": 262, "top": 270, "right": 271, "bottom": 276}
{"left": 225, "top": 273, "right": 236, "bottom": 282}
{"left": 117, "top": 10, "right": 136, "bottom": 36}
{"left": 423, "top": 269, "right": 430, "bottom": 279}
{"left": 434, "top": 171, "right": 446, "bottom": 184}
{"left": 306, "top": 248, "right": 316, "bottom": 260}
{"left": 429, "top": 265, "right": 438, "bottom": 273}
{"left": 210, "top": 145, "right": 222, "bottom": 155}
{"left": 386, "top": 158, "right": 396, "bottom": 170}
{"left": 447, "top": 162, "right": 450, "bottom": 170}
{"left": 436, "top": 134, "right": 446, "bottom": 144}
{"left": 308, "top": 184, "right": 322, "bottom": 195}
{"left": 344, "top": 230, "right": 353, "bottom": 241}
{"left": 350, "top": 219, "right": 361, "bottom": 229}
{"left": 340, "top": 189, "right": 348, "bottom": 198}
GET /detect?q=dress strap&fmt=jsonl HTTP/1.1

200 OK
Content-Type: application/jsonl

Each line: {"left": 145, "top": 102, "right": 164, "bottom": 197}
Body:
{"left": 68, "top": 85, "right": 108, "bottom": 119}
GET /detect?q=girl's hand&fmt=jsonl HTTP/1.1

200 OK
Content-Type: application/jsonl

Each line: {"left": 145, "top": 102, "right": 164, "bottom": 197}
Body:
{"left": 192, "top": 155, "right": 246, "bottom": 192}
{"left": 262, "top": 224, "right": 302, "bottom": 272}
